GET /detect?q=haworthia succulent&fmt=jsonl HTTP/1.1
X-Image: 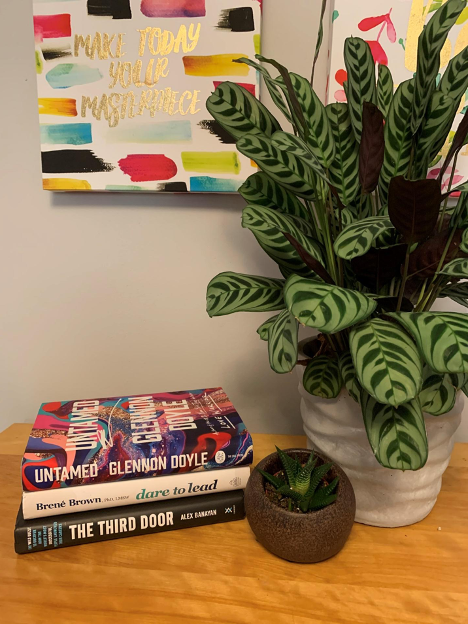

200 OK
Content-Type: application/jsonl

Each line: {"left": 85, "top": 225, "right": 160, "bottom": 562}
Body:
{"left": 338, "top": 351, "right": 361, "bottom": 402}
{"left": 206, "top": 82, "right": 281, "bottom": 141}
{"left": 239, "top": 172, "right": 309, "bottom": 221}
{"left": 206, "top": 272, "right": 285, "bottom": 317}
{"left": 411, "top": 0, "right": 466, "bottom": 134}
{"left": 284, "top": 275, "right": 376, "bottom": 333}
{"left": 349, "top": 318, "right": 423, "bottom": 407}
{"left": 242, "top": 205, "right": 323, "bottom": 277}
{"left": 303, "top": 356, "right": 342, "bottom": 399}
{"left": 333, "top": 216, "right": 395, "bottom": 260}
{"left": 420, "top": 365, "right": 457, "bottom": 416}
{"left": 236, "top": 134, "right": 316, "bottom": 200}
{"left": 439, "top": 44, "right": 468, "bottom": 103}
{"left": 344, "top": 37, "right": 377, "bottom": 142}
{"left": 326, "top": 103, "right": 360, "bottom": 206}
{"left": 379, "top": 79, "right": 414, "bottom": 204}
{"left": 268, "top": 309, "right": 299, "bottom": 374}
{"left": 360, "top": 391, "right": 428, "bottom": 470}
{"left": 440, "top": 257, "right": 468, "bottom": 277}
{"left": 388, "top": 312, "right": 468, "bottom": 374}
{"left": 377, "top": 64, "right": 394, "bottom": 119}
{"left": 257, "top": 315, "right": 279, "bottom": 341}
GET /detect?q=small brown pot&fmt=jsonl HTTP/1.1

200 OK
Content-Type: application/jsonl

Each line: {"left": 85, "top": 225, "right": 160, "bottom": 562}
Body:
{"left": 245, "top": 448, "right": 356, "bottom": 563}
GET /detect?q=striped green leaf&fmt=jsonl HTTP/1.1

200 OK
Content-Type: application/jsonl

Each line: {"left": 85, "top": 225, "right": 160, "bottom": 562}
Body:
{"left": 460, "top": 229, "right": 468, "bottom": 253}
{"left": 439, "top": 44, "right": 468, "bottom": 103}
{"left": 413, "top": 92, "right": 458, "bottom": 179}
{"left": 277, "top": 73, "right": 335, "bottom": 168}
{"left": 333, "top": 216, "right": 395, "bottom": 260}
{"left": 344, "top": 37, "right": 377, "bottom": 142}
{"left": 411, "top": 0, "right": 466, "bottom": 134}
{"left": 449, "top": 372, "right": 468, "bottom": 389}
{"left": 206, "top": 82, "right": 281, "bottom": 141}
{"left": 420, "top": 365, "right": 457, "bottom": 416}
{"left": 271, "top": 131, "right": 329, "bottom": 184}
{"left": 303, "top": 356, "right": 342, "bottom": 399}
{"left": 338, "top": 351, "right": 361, "bottom": 402}
{"left": 440, "top": 257, "right": 468, "bottom": 277}
{"left": 440, "top": 281, "right": 468, "bottom": 309}
{"left": 388, "top": 312, "right": 468, "bottom": 374}
{"left": 239, "top": 172, "right": 309, "bottom": 221}
{"left": 361, "top": 392, "right": 428, "bottom": 470}
{"left": 379, "top": 79, "right": 414, "bottom": 204}
{"left": 284, "top": 275, "right": 376, "bottom": 333}
{"left": 377, "top": 64, "right": 394, "bottom": 119}
{"left": 268, "top": 309, "right": 299, "bottom": 374}
{"left": 350, "top": 318, "right": 423, "bottom": 407}
{"left": 451, "top": 191, "right": 468, "bottom": 227}
{"left": 257, "top": 315, "right": 279, "bottom": 341}
{"left": 242, "top": 205, "right": 322, "bottom": 277}
{"left": 206, "top": 272, "right": 285, "bottom": 317}
{"left": 326, "top": 103, "right": 360, "bottom": 206}
{"left": 236, "top": 134, "right": 316, "bottom": 200}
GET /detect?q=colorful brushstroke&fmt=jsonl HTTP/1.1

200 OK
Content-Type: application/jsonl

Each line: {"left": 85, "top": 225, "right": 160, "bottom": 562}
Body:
{"left": 40, "top": 123, "right": 92, "bottom": 145}
{"left": 87, "top": 0, "right": 132, "bottom": 19}
{"left": 157, "top": 182, "right": 188, "bottom": 192}
{"left": 105, "top": 184, "right": 146, "bottom": 191}
{"left": 217, "top": 7, "right": 255, "bottom": 32}
{"left": 198, "top": 120, "right": 235, "bottom": 144}
{"left": 43, "top": 178, "right": 92, "bottom": 190}
{"left": 107, "top": 121, "right": 192, "bottom": 144}
{"left": 118, "top": 154, "right": 178, "bottom": 182}
{"left": 183, "top": 54, "right": 249, "bottom": 77}
{"left": 42, "top": 150, "right": 114, "bottom": 173}
{"left": 190, "top": 177, "right": 239, "bottom": 192}
{"left": 33, "top": 14, "right": 71, "bottom": 42}
{"left": 140, "top": 0, "right": 206, "bottom": 18}
{"left": 35, "top": 51, "right": 43, "bottom": 74}
{"left": 38, "top": 98, "right": 77, "bottom": 116}
{"left": 45, "top": 64, "right": 103, "bottom": 89}
{"left": 42, "top": 46, "right": 72, "bottom": 61}
{"left": 181, "top": 152, "right": 240, "bottom": 174}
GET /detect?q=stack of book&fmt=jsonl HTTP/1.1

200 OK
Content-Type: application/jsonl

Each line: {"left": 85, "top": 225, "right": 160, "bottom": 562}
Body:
{"left": 15, "top": 387, "right": 252, "bottom": 553}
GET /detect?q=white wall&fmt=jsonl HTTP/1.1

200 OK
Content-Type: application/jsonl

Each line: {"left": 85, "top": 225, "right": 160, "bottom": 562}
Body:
{"left": 2, "top": 1, "right": 467, "bottom": 442}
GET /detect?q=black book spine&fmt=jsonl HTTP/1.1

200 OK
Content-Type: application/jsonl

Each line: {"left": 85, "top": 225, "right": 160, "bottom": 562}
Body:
{"left": 14, "top": 490, "right": 244, "bottom": 554}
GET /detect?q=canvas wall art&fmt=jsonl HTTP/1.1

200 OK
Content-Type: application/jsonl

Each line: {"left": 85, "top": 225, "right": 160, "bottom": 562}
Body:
{"left": 33, "top": 0, "right": 262, "bottom": 192}
{"left": 327, "top": 0, "right": 468, "bottom": 190}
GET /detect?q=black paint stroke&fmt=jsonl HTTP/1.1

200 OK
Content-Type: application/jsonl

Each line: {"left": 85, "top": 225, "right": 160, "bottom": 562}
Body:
{"left": 217, "top": 7, "right": 254, "bottom": 32}
{"left": 156, "top": 182, "right": 188, "bottom": 192}
{"left": 87, "top": 0, "right": 132, "bottom": 20}
{"left": 198, "top": 120, "right": 236, "bottom": 144}
{"left": 42, "top": 47, "right": 72, "bottom": 61}
{"left": 41, "top": 150, "right": 115, "bottom": 174}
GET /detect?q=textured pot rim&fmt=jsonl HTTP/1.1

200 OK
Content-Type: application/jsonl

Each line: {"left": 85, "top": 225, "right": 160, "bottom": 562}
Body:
{"left": 252, "top": 448, "right": 345, "bottom": 522}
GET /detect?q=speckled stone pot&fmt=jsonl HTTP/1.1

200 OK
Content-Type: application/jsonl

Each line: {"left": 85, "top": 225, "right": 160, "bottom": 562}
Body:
{"left": 245, "top": 449, "right": 356, "bottom": 563}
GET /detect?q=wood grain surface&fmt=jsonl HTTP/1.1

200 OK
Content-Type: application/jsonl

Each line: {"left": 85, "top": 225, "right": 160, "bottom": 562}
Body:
{"left": 0, "top": 424, "right": 467, "bottom": 624}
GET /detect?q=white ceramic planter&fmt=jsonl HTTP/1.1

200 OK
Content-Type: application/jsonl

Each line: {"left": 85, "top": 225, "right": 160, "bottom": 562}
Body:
{"left": 296, "top": 357, "right": 463, "bottom": 528}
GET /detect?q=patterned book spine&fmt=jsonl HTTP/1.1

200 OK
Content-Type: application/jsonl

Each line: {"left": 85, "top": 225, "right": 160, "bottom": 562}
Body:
{"left": 22, "top": 465, "right": 250, "bottom": 519}
{"left": 15, "top": 490, "right": 245, "bottom": 554}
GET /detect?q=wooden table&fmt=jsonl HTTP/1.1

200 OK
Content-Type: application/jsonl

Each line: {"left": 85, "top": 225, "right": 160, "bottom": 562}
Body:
{"left": 0, "top": 424, "right": 467, "bottom": 624}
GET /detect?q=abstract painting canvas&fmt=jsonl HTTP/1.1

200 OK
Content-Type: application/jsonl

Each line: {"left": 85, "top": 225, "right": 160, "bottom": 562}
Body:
{"left": 327, "top": 0, "right": 468, "bottom": 191}
{"left": 33, "top": 0, "right": 262, "bottom": 192}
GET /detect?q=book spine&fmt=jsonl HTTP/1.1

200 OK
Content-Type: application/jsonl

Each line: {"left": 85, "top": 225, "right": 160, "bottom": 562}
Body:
{"left": 22, "top": 465, "right": 250, "bottom": 520}
{"left": 15, "top": 490, "right": 245, "bottom": 554}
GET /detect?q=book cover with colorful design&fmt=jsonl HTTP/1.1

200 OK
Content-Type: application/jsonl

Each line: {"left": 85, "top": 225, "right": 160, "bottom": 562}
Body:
{"left": 22, "top": 387, "right": 253, "bottom": 493}
{"left": 33, "top": 0, "right": 262, "bottom": 193}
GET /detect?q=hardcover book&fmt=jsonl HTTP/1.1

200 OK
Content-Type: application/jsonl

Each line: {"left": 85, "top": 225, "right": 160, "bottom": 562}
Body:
{"left": 22, "top": 387, "right": 253, "bottom": 493}
{"left": 15, "top": 489, "right": 245, "bottom": 554}
{"left": 33, "top": 0, "right": 262, "bottom": 193}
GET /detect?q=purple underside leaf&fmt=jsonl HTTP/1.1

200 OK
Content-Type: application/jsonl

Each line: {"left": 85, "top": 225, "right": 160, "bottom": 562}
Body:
{"left": 408, "top": 227, "right": 464, "bottom": 279}
{"left": 282, "top": 232, "right": 335, "bottom": 284}
{"left": 351, "top": 244, "right": 407, "bottom": 290}
{"left": 388, "top": 176, "right": 441, "bottom": 243}
{"left": 438, "top": 110, "right": 468, "bottom": 183}
{"left": 375, "top": 296, "right": 414, "bottom": 312}
{"left": 359, "top": 101, "right": 385, "bottom": 194}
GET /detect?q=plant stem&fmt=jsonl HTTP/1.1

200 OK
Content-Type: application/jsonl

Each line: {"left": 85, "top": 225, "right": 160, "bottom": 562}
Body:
{"left": 358, "top": 192, "right": 364, "bottom": 220}
{"left": 438, "top": 152, "right": 458, "bottom": 232}
{"left": 371, "top": 192, "right": 378, "bottom": 217}
{"left": 396, "top": 245, "right": 411, "bottom": 311}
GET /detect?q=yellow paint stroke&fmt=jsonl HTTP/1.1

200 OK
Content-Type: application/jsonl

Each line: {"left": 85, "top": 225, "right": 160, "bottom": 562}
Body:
{"left": 35, "top": 51, "right": 43, "bottom": 75}
{"left": 182, "top": 54, "right": 249, "bottom": 77}
{"left": 43, "top": 178, "right": 91, "bottom": 190}
{"left": 38, "top": 98, "right": 77, "bottom": 117}
{"left": 181, "top": 152, "right": 241, "bottom": 174}
{"left": 254, "top": 34, "right": 261, "bottom": 56}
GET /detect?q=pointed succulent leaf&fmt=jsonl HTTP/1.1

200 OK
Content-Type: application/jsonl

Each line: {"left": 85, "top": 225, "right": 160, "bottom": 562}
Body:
{"left": 344, "top": 37, "right": 377, "bottom": 142}
{"left": 303, "top": 356, "right": 342, "bottom": 399}
{"left": 359, "top": 102, "right": 385, "bottom": 194}
{"left": 268, "top": 309, "right": 299, "bottom": 374}
{"left": 206, "top": 272, "right": 285, "bottom": 317}
{"left": 276, "top": 484, "right": 304, "bottom": 501}
{"left": 420, "top": 365, "right": 457, "bottom": 416}
{"left": 334, "top": 216, "right": 395, "bottom": 260}
{"left": 276, "top": 446, "right": 299, "bottom": 488}
{"left": 388, "top": 312, "right": 468, "bottom": 374}
{"left": 257, "top": 468, "right": 286, "bottom": 490}
{"left": 236, "top": 134, "right": 316, "bottom": 200}
{"left": 339, "top": 351, "right": 361, "bottom": 403}
{"left": 305, "top": 462, "right": 333, "bottom": 499}
{"left": 325, "top": 103, "right": 360, "bottom": 206}
{"left": 320, "top": 476, "right": 340, "bottom": 497}
{"left": 309, "top": 493, "right": 338, "bottom": 511}
{"left": 285, "top": 275, "right": 376, "bottom": 333}
{"left": 411, "top": 0, "right": 466, "bottom": 134}
{"left": 239, "top": 172, "right": 309, "bottom": 221}
{"left": 360, "top": 391, "right": 428, "bottom": 470}
{"left": 377, "top": 64, "right": 394, "bottom": 119}
{"left": 206, "top": 82, "right": 281, "bottom": 141}
{"left": 349, "top": 318, "right": 423, "bottom": 406}
{"left": 257, "top": 315, "right": 279, "bottom": 341}
{"left": 295, "top": 453, "right": 318, "bottom": 496}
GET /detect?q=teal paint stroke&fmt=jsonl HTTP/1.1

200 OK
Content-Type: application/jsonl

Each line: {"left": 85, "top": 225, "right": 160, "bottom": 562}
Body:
{"left": 46, "top": 64, "right": 102, "bottom": 89}
{"left": 107, "top": 121, "right": 192, "bottom": 144}
{"left": 190, "top": 176, "right": 240, "bottom": 192}
{"left": 40, "top": 123, "right": 92, "bottom": 145}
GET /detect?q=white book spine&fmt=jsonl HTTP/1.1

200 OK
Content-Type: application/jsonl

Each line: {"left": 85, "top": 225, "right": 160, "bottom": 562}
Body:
{"left": 22, "top": 466, "right": 251, "bottom": 520}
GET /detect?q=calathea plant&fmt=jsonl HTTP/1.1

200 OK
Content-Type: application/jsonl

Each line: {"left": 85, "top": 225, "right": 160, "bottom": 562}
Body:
{"left": 206, "top": 0, "right": 468, "bottom": 471}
